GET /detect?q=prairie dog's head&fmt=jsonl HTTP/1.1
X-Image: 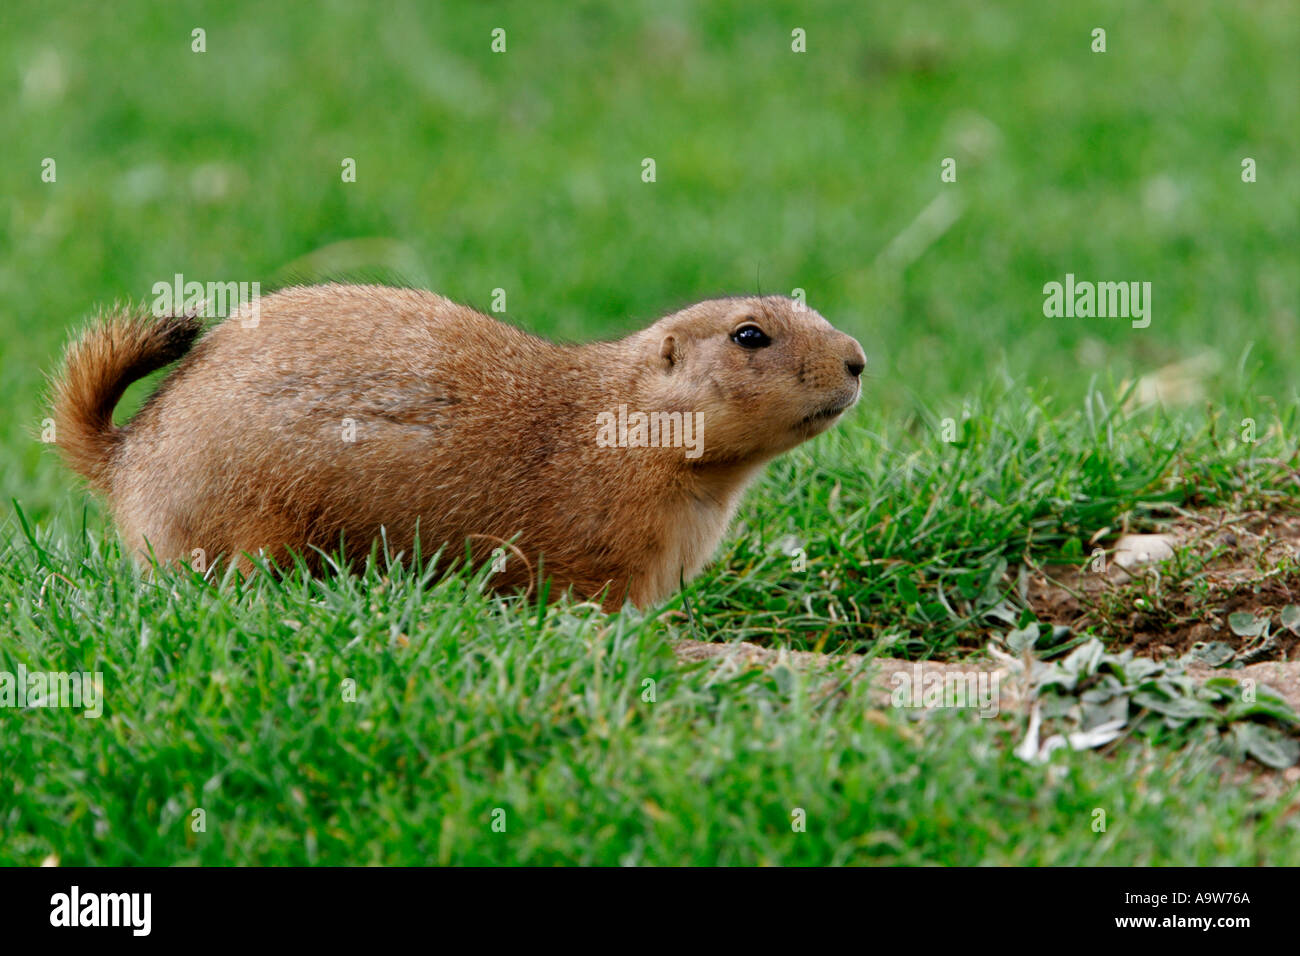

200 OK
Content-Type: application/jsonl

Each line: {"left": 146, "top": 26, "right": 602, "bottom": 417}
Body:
{"left": 638, "top": 296, "right": 866, "bottom": 464}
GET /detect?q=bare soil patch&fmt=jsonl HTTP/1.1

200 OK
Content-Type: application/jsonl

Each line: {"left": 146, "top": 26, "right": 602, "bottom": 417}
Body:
{"left": 674, "top": 637, "right": 1300, "bottom": 743}
{"left": 1026, "top": 509, "right": 1300, "bottom": 660}
{"left": 674, "top": 637, "right": 1021, "bottom": 710}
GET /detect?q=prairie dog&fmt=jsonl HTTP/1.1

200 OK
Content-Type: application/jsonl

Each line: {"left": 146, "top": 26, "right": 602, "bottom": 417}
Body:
{"left": 50, "top": 284, "right": 865, "bottom": 608}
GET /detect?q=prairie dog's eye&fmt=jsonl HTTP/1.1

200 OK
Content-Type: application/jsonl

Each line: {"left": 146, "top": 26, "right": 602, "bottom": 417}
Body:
{"left": 730, "top": 325, "right": 771, "bottom": 349}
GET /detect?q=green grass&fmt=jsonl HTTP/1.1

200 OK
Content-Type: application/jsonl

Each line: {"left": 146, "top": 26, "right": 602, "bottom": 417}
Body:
{"left": 2, "top": 0, "right": 1299, "bottom": 864}
{"left": 3, "top": 522, "right": 1298, "bottom": 866}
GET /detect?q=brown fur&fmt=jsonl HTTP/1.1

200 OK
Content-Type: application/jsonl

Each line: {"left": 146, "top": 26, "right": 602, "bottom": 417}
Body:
{"left": 49, "top": 284, "right": 865, "bottom": 608}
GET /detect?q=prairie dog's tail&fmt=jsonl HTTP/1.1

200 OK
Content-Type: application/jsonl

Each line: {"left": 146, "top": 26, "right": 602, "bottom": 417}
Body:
{"left": 50, "top": 309, "right": 203, "bottom": 492}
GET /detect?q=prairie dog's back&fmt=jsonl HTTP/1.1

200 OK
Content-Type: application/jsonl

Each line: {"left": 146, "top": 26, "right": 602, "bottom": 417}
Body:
{"left": 165, "top": 284, "right": 550, "bottom": 420}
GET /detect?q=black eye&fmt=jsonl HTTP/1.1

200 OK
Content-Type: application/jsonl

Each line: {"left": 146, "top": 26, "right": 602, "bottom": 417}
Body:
{"left": 730, "top": 325, "right": 771, "bottom": 349}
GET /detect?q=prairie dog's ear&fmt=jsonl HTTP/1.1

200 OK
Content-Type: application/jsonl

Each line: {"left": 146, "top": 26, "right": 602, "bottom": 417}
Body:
{"left": 659, "top": 334, "right": 680, "bottom": 370}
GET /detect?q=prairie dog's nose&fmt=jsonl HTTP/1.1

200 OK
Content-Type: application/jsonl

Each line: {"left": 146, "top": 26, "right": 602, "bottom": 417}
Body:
{"left": 844, "top": 338, "right": 867, "bottom": 378}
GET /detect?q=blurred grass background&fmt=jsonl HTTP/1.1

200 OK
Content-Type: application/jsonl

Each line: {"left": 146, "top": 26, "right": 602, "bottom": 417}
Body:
{"left": 2, "top": 0, "right": 1296, "bottom": 510}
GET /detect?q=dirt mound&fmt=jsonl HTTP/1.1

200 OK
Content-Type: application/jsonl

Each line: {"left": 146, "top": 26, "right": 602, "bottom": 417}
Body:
{"left": 1026, "top": 510, "right": 1300, "bottom": 660}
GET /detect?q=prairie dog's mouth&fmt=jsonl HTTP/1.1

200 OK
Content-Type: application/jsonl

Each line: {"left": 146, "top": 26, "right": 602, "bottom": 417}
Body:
{"left": 795, "top": 400, "right": 857, "bottom": 426}
{"left": 798, "top": 387, "right": 861, "bottom": 427}
{"left": 799, "top": 404, "right": 849, "bottom": 426}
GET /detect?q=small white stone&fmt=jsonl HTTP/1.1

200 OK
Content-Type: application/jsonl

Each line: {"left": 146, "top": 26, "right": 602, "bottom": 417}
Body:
{"left": 1113, "top": 533, "right": 1176, "bottom": 569}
